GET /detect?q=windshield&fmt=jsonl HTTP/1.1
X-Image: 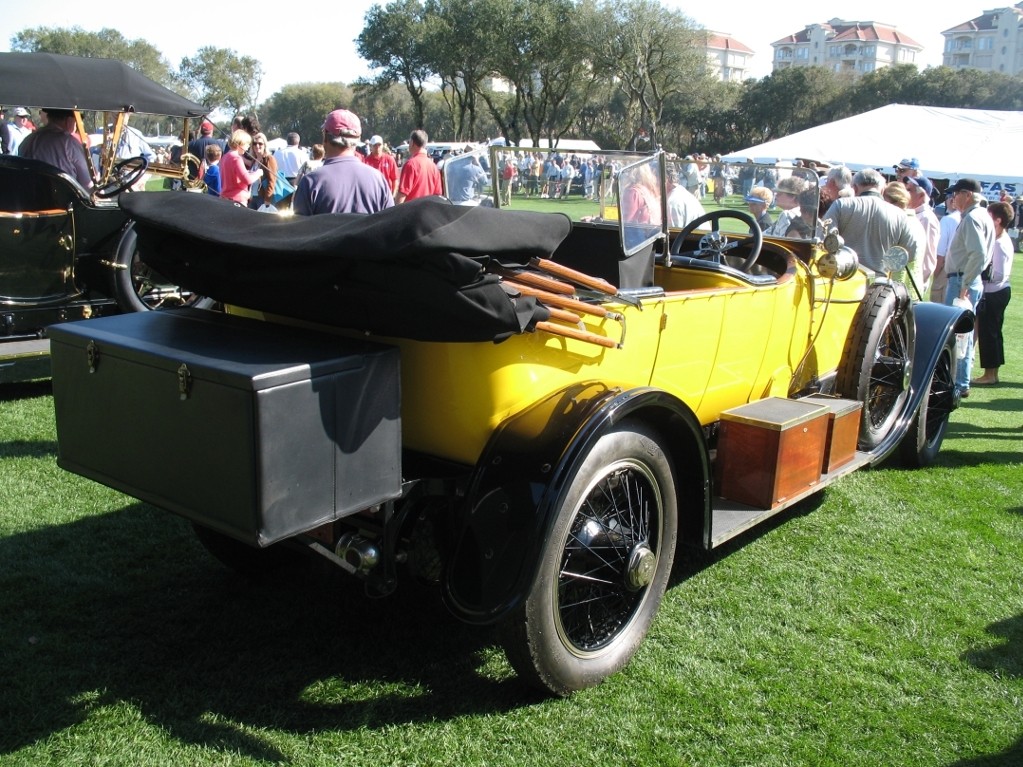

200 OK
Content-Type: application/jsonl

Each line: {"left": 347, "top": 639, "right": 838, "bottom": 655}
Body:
{"left": 441, "top": 146, "right": 491, "bottom": 206}
{"left": 673, "top": 158, "right": 822, "bottom": 242}
{"left": 439, "top": 147, "right": 824, "bottom": 251}
{"left": 484, "top": 147, "right": 654, "bottom": 220}
{"left": 615, "top": 154, "right": 665, "bottom": 256}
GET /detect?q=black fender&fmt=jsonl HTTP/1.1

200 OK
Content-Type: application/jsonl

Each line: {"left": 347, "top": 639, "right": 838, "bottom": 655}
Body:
{"left": 442, "top": 382, "right": 710, "bottom": 625}
{"left": 869, "top": 299, "right": 974, "bottom": 463}
{"left": 908, "top": 299, "right": 974, "bottom": 402}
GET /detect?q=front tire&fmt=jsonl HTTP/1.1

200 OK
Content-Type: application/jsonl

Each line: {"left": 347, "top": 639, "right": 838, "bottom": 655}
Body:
{"left": 501, "top": 421, "right": 678, "bottom": 696}
{"left": 898, "top": 339, "right": 955, "bottom": 468}
{"left": 837, "top": 283, "right": 915, "bottom": 451}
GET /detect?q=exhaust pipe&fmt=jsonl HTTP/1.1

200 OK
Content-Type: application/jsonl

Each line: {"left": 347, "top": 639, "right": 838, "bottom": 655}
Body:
{"left": 335, "top": 533, "right": 379, "bottom": 576}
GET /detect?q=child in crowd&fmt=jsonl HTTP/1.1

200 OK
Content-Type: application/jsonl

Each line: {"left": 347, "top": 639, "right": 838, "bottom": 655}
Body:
{"left": 204, "top": 144, "right": 222, "bottom": 196}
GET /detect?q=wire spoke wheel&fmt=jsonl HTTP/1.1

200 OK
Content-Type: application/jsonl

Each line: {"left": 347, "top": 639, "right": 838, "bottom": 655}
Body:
{"left": 555, "top": 462, "right": 659, "bottom": 654}
{"left": 112, "top": 223, "right": 215, "bottom": 312}
{"left": 865, "top": 321, "right": 912, "bottom": 431}
{"left": 899, "top": 341, "right": 955, "bottom": 468}
{"left": 502, "top": 422, "right": 677, "bottom": 696}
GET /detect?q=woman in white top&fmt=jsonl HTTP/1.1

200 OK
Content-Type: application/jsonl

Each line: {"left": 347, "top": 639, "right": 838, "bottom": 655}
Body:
{"left": 974, "top": 201, "right": 1014, "bottom": 385}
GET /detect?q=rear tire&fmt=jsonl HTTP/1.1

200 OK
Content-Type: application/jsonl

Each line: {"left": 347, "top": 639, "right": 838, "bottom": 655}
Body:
{"left": 113, "top": 224, "right": 215, "bottom": 312}
{"left": 501, "top": 421, "right": 678, "bottom": 696}
{"left": 837, "top": 283, "right": 914, "bottom": 451}
{"left": 898, "top": 339, "right": 955, "bottom": 468}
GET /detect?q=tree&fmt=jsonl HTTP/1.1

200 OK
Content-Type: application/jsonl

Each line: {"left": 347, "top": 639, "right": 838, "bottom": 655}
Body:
{"left": 584, "top": 0, "right": 710, "bottom": 149}
{"left": 482, "top": 0, "right": 598, "bottom": 148}
{"left": 178, "top": 47, "right": 263, "bottom": 115}
{"left": 911, "top": 66, "right": 1023, "bottom": 110}
{"left": 733, "top": 66, "right": 847, "bottom": 147}
{"left": 352, "top": 82, "right": 425, "bottom": 146}
{"left": 423, "top": 0, "right": 507, "bottom": 141}
{"left": 844, "top": 64, "right": 921, "bottom": 116}
{"left": 660, "top": 79, "right": 743, "bottom": 155}
{"left": 357, "top": 0, "right": 433, "bottom": 128}
{"left": 11, "top": 26, "right": 173, "bottom": 86}
{"left": 259, "top": 83, "right": 353, "bottom": 146}
{"left": 574, "top": 86, "right": 633, "bottom": 151}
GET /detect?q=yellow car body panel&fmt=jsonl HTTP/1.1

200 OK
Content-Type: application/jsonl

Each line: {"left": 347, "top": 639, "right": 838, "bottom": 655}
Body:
{"left": 234, "top": 246, "right": 869, "bottom": 468}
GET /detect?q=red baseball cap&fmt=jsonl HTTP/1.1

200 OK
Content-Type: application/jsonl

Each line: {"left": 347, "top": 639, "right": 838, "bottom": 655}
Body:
{"left": 322, "top": 109, "right": 361, "bottom": 140}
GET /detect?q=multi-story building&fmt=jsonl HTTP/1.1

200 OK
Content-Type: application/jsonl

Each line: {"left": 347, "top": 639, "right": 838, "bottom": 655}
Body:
{"left": 703, "top": 32, "right": 754, "bottom": 82}
{"left": 942, "top": 3, "right": 1023, "bottom": 75}
{"left": 771, "top": 18, "right": 923, "bottom": 76}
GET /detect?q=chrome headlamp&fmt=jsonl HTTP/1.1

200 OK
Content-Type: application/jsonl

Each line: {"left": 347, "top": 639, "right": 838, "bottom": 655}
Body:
{"left": 816, "top": 245, "right": 859, "bottom": 281}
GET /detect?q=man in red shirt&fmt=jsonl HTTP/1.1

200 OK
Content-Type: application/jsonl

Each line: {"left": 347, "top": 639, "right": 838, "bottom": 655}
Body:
{"left": 395, "top": 129, "right": 442, "bottom": 203}
{"left": 364, "top": 135, "right": 398, "bottom": 197}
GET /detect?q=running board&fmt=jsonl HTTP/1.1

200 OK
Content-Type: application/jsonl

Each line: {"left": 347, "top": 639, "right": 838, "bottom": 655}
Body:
{"left": 708, "top": 451, "right": 873, "bottom": 548}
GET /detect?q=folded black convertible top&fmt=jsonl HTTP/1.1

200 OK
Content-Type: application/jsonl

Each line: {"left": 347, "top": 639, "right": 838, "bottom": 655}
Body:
{"left": 121, "top": 193, "right": 574, "bottom": 342}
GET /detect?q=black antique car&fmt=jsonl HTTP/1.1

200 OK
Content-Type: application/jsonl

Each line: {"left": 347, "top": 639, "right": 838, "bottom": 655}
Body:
{"left": 0, "top": 52, "right": 211, "bottom": 382}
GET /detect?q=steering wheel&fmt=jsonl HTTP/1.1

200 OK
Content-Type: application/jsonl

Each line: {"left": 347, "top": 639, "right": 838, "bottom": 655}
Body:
{"left": 669, "top": 209, "right": 763, "bottom": 273}
{"left": 94, "top": 156, "right": 149, "bottom": 199}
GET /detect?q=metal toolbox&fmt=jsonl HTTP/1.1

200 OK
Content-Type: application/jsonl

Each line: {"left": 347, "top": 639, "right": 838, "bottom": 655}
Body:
{"left": 716, "top": 397, "right": 828, "bottom": 509}
{"left": 50, "top": 309, "right": 401, "bottom": 546}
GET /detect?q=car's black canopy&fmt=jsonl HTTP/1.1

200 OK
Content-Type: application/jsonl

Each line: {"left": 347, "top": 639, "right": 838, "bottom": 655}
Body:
{"left": 120, "top": 193, "right": 573, "bottom": 343}
{"left": 0, "top": 52, "right": 208, "bottom": 117}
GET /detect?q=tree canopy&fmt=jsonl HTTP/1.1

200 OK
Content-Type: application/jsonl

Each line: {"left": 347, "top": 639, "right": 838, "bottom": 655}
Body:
{"left": 12, "top": 4, "right": 1023, "bottom": 154}
{"left": 11, "top": 26, "right": 174, "bottom": 87}
{"left": 177, "top": 47, "right": 262, "bottom": 115}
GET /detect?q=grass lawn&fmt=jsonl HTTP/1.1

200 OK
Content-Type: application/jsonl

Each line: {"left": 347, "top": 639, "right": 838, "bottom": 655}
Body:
{"left": 1, "top": 264, "right": 1020, "bottom": 765}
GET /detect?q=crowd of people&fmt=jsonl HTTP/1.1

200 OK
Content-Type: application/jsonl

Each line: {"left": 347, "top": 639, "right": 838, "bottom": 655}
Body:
{"left": 0, "top": 104, "right": 1013, "bottom": 393}
{"left": 0, "top": 104, "right": 444, "bottom": 216}
{"left": 704, "top": 152, "right": 1013, "bottom": 399}
{"left": 813, "top": 157, "right": 1011, "bottom": 399}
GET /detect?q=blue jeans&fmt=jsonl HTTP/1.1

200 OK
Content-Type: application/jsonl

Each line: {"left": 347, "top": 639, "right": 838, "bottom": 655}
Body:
{"left": 945, "top": 274, "right": 983, "bottom": 391}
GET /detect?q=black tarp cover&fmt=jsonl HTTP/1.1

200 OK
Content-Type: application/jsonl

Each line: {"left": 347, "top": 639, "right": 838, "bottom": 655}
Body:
{"left": 0, "top": 52, "right": 208, "bottom": 116}
{"left": 120, "top": 193, "right": 574, "bottom": 342}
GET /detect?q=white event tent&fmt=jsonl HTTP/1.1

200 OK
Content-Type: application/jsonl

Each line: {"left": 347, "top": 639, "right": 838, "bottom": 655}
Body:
{"left": 722, "top": 104, "right": 1023, "bottom": 186}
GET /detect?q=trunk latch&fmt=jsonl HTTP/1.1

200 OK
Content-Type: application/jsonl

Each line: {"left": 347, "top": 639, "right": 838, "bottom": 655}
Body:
{"left": 177, "top": 363, "right": 192, "bottom": 400}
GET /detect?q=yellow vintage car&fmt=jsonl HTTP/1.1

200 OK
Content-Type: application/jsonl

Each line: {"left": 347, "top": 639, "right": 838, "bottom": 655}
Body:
{"left": 49, "top": 148, "right": 972, "bottom": 696}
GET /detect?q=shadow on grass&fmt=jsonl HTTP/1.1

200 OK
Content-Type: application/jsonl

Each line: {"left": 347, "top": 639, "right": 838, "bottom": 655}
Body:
{"left": 0, "top": 379, "right": 52, "bottom": 401}
{"left": 0, "top": 439, "right": 58, "bottom": 460}
{"left": 955, "top": 392, "right": 1023, "bottom": 418}
{"left": 936, "top": 406, "right": 1023, "bottom": 465}
{"left": 0, "top": 502, "right": 539, "bottom": 760}
{"left": 946, "top": 613, "right": 1023, "bottom": 766}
